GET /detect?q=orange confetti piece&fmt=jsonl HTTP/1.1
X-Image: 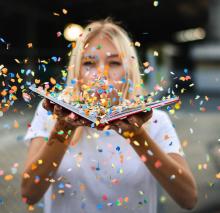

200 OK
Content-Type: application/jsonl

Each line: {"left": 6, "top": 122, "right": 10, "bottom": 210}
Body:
{"left": 31, "top": 163, "right": 37, "bottom": 170}
{"left": 80, "top": 183, "right": 86, "bottom": 191}
{"left": 1, "top": 90, "right": 7, "bottom": 96}
{"left": 1, "top": 67, "right": 8, "bottom": 74}
{"left": 4, "top": 174, "right": 13, "bottom": 181}
{"left": 14, "top": 120, "right": 19, "bottom": 128}
{"left": 27, "top": 43, "right": 33, "bottom": 48}
{"left": 50, "top": 77, "right": 56, "bottom": 85}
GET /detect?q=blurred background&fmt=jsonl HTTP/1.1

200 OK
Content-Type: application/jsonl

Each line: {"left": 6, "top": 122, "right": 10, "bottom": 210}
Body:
{"left": 0, "top": 0, "right": 220, "bottom": 212}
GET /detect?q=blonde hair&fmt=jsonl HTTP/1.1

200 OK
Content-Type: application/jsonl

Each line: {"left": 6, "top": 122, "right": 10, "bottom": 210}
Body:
{"left": 66, "top": 17, "right": 149, "bottom": 146}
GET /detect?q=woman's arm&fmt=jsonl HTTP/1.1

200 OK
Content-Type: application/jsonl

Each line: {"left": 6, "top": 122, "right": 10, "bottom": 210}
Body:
{"left": 130, "top": 128, "right": 197, "bottom": 210}
{"left": 108, "top": 111, "right": 197, "bottom": 210}
{"left": 21, "top": 121, "right": 77, "bottom": 205}
{"left": 21, "top": 100, "right": 91, "bottom": 205}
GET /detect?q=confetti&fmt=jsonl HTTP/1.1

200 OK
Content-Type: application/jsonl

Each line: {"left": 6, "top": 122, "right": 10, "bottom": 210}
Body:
{"left": 154, "top": 160, "right": 162, "bottom": 168}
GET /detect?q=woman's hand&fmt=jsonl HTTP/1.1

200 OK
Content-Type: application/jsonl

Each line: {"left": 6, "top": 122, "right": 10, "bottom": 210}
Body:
{"left": 107, "top": 109, "right": 153, "bottom": 138}
{"left": 42, "top": 99, "right": 91, "bottom": 130}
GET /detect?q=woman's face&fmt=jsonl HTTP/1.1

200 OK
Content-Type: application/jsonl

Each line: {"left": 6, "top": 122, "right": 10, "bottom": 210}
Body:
{"left": 79, "top": 33, "right": 126, "bottom": 91}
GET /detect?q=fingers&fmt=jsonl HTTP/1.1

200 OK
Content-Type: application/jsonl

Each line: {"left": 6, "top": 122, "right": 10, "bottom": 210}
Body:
{"left": 127, "top": 110, "right": 153, "bottom": 127}
{"left": 127, "top": 115, "right": 142, "bottom": 128}
{"left": 109, "top": 120, "right": 130, "bottom": 133}
{"left": 64, "top": 114, "right": 91, "bottom": 127}
{"left": 42, "top": 99, "right": 54, "bottom": 112}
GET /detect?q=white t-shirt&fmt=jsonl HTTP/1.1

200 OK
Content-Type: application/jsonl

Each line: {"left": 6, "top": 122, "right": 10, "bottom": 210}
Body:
{"left": 24, "top": 100, "right": 184, "bottom": 213}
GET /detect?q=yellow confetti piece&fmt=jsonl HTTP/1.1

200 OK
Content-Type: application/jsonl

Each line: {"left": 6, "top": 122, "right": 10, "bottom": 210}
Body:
{"left": 182, "top": 140, "right": 188, "bottom": 148}
{"left": 168, "top": 109, "right": 175, "bottom": 115}
{"left": 14, "top": 58, "right": 20, "bottom": 64}
{"left": 216, "top": 172, "right": 220, "bottom": 179}
{"left": 134, "top": 41, "right": 141, "bottom": 47}
{"left": 28, "top": 205, "right": 35, "bottom": 211}
{"left": 174, "top": 102, "right": 181, "bottom": 110}
{"left": 144, "top": 140, "right": 148, "bottom": 146}
{"left": 4, "top": 174, "right": 13, "bottom": 181}
{"left": 133, "top": 140, "right": 140, "bottom": 146}
{"left": 52, "top": 162, "right": 57, "bottom": 167}
{"left": 153, "top": 1, "right": 159, "bottom": 7}
{"left": 153, "top": 51, "right": 159, "bottom": 56}
{"left": 38, "top": 159, "right": 43, "bottom": 165}
{"left": 53, "top": 12, "right": 60, "bottom": 16}
{"left": 62, "top": 8, "right": 68, "bottom": 14}
{"left": 35, "top": 79, "right": 40, "bottom": 84}
{"left": 50, "top": 77, "right": 56, "bottom": 85}
{"left": 95, "top": 120, "right": 100, "bottom": 126}
{"left": 18, "top": 78, "right": 23, "bottom": 83}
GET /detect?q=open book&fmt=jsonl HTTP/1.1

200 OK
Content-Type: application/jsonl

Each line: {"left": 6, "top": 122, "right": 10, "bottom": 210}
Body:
{"left": 28, "top": 85, "right": 180, "bottom": 125}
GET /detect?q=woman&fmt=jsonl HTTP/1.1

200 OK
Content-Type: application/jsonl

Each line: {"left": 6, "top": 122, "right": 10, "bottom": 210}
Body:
{"left": 21, "top": 18, "right": 197, "bottom": 213}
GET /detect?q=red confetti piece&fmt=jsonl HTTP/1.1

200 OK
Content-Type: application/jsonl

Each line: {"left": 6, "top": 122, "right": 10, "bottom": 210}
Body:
{"left": 154, "top": 160, "right": 162, "bottom": 168}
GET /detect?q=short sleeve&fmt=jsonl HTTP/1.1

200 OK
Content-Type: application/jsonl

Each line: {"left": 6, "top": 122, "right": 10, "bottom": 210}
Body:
{"left": 149, "top": 110, "right": 184, "bottom": 157}
{"left": 23, "top": 99, "right": 55, "bottom": 145}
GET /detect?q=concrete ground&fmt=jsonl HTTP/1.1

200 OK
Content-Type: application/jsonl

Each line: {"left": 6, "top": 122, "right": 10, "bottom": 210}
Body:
{"left": 0, "top": 94, "right": 220, "bottom": 213}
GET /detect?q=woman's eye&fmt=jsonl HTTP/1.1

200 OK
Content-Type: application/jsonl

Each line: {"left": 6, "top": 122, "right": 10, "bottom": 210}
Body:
{"left": 83, "top": 61, "right": 95, "bottom": 66}
{"left": 109, "top": 61, "right": 122, "bottom": 66}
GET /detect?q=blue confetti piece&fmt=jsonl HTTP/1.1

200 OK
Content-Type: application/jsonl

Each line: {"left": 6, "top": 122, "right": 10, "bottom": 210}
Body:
{"left": 37, "top": 202, "right": 44, "bottom": 208}
{"left": 51, "top": 56, "right": 57, "bottom": 62}
{"left": 184, "top": 68, "right": 188, "bottom": 74}
{"left": 116, "top": 146, "right": 120, "bottom": 152}
{"left": 71, "top": 79, "right": 76, "bottom": 85}
{"left": 58, "top": 182, "right": 65, "bottom": 189}
{"left": 121, "top": 77, "right": 126, "bottom": 83}
{"left": 47, "top": 111, "right": 52, "bottom": 115}
{"left": 9, "top": 73, "right": 15, "bottom": 78}
{"left": 81, "top": 202, "right": 86, "bottom": 209}
{"left": 0, "top": 197, "right": 3, "bottom": 205}
{"left": 104, "top": 131, "right": 110, "bottom": 136}
{"left": 26, "top": 69, "right": 31, "bottom": 76}
{"left": 0, "top": 37, "right": 5, "bottom": 43}
{"left": 96, "top": 203, "right": 103, "bottom": 209}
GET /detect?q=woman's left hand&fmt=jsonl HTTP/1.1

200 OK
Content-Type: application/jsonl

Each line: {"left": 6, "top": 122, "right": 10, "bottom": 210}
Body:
{"left": 105, "top": 109, "right": 153, "bottom": 138}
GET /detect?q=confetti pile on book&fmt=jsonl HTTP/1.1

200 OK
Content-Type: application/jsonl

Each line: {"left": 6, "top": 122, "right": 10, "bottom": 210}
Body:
{"left": 32, "top": 78, "right": 151, "bottom": 123}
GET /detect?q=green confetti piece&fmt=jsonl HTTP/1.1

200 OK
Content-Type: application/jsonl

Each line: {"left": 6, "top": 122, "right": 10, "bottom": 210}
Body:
{"left": 96, "top": 44, "right": 102, "bottom": 49}
{"left": 57, "top": 130, "right": 64, "bottom": 135}
{"left": 68, "top": 130, "right": 72, "bottom": 135}
{"left": 145, "top": 107, "right": 151, "bottom": 111}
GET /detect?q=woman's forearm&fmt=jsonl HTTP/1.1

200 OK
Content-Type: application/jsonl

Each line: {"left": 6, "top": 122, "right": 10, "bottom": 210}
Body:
{"left": 130, "top": 127, "right": 197, "bottom": 209}
{"left": 21, "top": 121, "right": 77, "bottom": 205}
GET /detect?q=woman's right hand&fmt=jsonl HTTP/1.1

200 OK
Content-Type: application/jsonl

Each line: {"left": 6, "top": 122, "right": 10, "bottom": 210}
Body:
{"left": 42, "top": 99, "right": 91, "bottom": 130}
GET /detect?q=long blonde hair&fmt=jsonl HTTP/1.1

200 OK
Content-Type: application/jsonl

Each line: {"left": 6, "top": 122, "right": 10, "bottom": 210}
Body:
{"left": 66, "top": 17, "right": 148, "bottom": 146}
